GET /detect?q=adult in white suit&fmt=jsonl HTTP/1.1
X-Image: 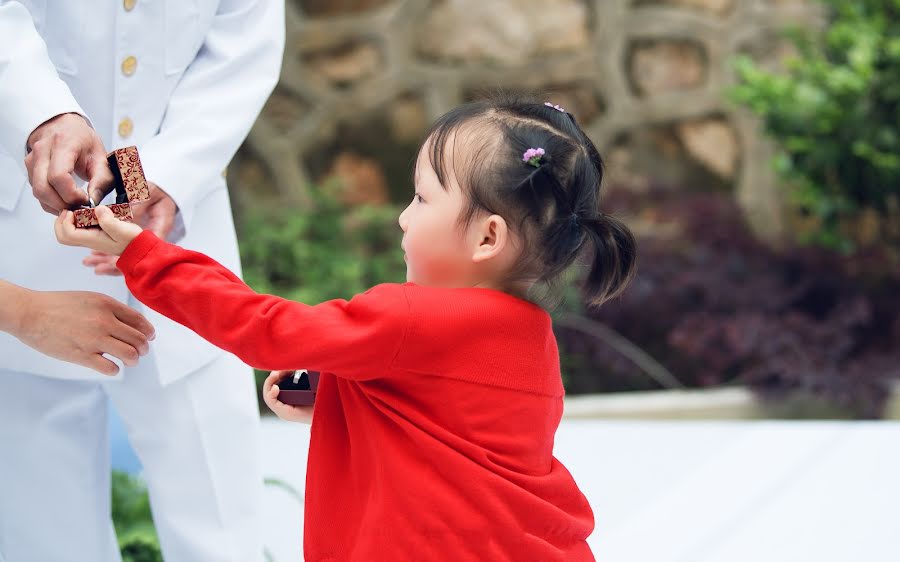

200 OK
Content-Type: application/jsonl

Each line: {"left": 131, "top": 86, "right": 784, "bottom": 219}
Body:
{"left": 0, "top": 2, "right": 285, "bottom": 561}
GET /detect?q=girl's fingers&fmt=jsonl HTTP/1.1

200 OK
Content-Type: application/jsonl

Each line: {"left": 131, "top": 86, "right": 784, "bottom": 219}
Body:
{"left": 96, "top": 205, "right": 142, "bottom": 242}
{"left": 55, "top": 210, "right": 115, "bottom": 252}
{"left": 262, "top": 374, "right": 314, "bottom": 423}
{"left": 263, "top": 371, "right": 282, "bottom": 393}
{"left": 269, "top": 400, "right": 313, "bottom": 423}
{"left": 262, "top": 374, "right": 282, "bottom": 410}
{"left": 265, "top": 385, "right": 294, "bottom": 416}
{"left": 280, "top": 404, "right": 314, "bottom": 423}
{"left": 54, "top": 209, "right": 79, "bottom": 243}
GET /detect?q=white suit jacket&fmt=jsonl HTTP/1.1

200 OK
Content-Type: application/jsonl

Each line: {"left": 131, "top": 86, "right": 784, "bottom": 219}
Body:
{"left": 0, "top": 0, "right": 285, "bottom": 383}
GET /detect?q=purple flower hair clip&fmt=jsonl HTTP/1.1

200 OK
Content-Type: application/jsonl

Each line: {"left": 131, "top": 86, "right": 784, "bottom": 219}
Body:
{"left": 544, "top": 102, "right": 566, "bottom": 113}
{"left": 523, "top": 147, "right": 546, "bottom": 168}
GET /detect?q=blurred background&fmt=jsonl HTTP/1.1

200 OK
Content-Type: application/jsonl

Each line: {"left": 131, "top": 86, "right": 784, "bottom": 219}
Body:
{"left": 227, "top": 0, "right": 900, "bottom": 420}
{"left": 112, "top": 0, "right": 900, "bottom": 560}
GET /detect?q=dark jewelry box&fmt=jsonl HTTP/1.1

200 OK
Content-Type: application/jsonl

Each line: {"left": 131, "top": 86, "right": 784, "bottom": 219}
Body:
{"left": 276, "top": 370, "right": 320, "bottom": 406}
{"left": 74, "top": 146, "right": 150, "bottom": 228}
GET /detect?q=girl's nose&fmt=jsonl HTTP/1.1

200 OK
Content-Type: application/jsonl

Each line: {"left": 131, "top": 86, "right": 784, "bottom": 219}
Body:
{"left": 398, "top": 205, "right": 410, "bottom": 232}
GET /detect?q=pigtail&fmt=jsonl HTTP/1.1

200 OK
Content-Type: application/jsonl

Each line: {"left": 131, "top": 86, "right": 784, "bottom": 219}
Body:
{"left": 580, "top": 214, "right": 637, "bottom": 307}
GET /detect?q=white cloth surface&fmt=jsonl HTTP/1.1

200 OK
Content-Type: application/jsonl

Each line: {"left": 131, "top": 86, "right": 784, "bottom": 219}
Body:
{"left": 261, "top": 419, "right": 900, "bottom": 562}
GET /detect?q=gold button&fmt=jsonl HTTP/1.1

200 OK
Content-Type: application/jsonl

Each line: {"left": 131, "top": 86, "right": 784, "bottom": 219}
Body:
{"left": 221, "top": 168, "right": 227, "bottom": 178}
{"left": 121, "top": 56, "right": 137, "bottom": 77}
{"left": 124, "top": 0, "right": 136, "bottom": 11}
{"left": 118, "top": 118, "right": 134, "bottom": 138}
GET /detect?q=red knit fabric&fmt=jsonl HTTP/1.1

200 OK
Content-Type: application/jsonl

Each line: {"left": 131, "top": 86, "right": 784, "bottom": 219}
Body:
{"left": 118, "top": 231, "right": 596, "bottom": 561}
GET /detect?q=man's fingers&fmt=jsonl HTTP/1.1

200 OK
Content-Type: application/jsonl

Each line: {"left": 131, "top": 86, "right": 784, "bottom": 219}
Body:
{"left": 109, "top": 322, "right": 151, "bottom": 356}
{"left": 110, "top": 303, "right": 155, "bottom": 341}
{"left": 146, "top": 210, "right": 174, "bottom": 240}
{"left": 99, "top": 336, "right": 140, "bottom": 367}
{"left": 82, "top": 252, "right": 122, "bottom": 276}
{"left": 41, "top": 202, "right": 61, "bottom": 215}
{"left": 85, "top": 151, "right": 115, "bottom": 204}
{"left": 84, "top": 353, "right": 120, "bottom": 376}
{"left": 29, "top": 141, "right": 68, "bottom": 213}
{"left": 82, "top": 253, "right": 112, "bottom": 266}
{"left": 93, "top": 265, "right": 123, "bottom": 276}
{"left": 26, "top": 139, "right": 48, "bottom": 187}
{"left": 47, "top": 142, "right": 87, "bottom": 207}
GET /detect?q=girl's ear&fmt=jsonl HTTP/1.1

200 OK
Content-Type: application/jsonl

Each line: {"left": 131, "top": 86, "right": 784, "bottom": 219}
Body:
{"left": 471, "top": 214, "right": 510, "bottom": 264}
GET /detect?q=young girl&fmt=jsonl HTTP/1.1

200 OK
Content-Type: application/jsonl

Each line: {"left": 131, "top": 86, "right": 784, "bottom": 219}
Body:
{"left": 56, "top": 96, "right": 636, "bottom": 561}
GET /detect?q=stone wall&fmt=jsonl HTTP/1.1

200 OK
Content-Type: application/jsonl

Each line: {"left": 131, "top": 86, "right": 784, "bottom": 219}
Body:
{"left": 231, "top": 0, "right": 823, "bottom": 242}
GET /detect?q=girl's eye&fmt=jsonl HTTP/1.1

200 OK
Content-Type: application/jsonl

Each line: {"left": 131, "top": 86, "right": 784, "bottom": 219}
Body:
{"left": 415, "top": 193, "right": 425, "bottom": 204}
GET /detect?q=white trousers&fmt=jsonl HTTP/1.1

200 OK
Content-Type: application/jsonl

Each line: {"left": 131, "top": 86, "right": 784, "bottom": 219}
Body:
{"left": 0, "top": 351, "right": 263, "bottom": 562}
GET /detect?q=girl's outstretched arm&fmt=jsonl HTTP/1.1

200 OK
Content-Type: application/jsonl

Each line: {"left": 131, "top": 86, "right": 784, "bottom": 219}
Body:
{"left": 56, "top": 208, "right": 410, "bottom": 378}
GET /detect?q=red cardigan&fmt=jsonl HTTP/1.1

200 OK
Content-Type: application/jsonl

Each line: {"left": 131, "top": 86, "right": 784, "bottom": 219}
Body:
{"left": 117, "top": 231, "right": 596, "bottom": 562}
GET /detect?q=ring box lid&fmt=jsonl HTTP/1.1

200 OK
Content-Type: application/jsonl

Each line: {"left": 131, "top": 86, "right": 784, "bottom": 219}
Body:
{"left": 73, "top": 146, "right": 149, "bottom": 228}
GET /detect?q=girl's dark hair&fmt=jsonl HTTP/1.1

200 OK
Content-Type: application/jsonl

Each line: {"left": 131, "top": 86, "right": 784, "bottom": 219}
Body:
{"left": 424, "top": 94, "right": 636, "bottom": 307}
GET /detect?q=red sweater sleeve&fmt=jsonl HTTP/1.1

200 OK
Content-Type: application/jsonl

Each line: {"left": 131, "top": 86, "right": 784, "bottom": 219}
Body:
{"left": 117, "top": 231, "right": 410, "bottom": 378}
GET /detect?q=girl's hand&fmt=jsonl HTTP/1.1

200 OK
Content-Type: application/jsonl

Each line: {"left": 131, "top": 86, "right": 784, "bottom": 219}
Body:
{"left": 263, "top": 370, "right": 314, "bottom": 424}
{"left": 77, "top": 184, "right": 176, "bottom": 276}
{"left": 55, "top": 205, "right": 143, "bottom": 256}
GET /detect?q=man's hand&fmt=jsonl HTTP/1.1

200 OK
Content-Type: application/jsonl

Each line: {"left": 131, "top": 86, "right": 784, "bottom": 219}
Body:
{"left": 133, "top": 182, "right": 177, "bottom": 240}
{"left": 24, "top": 113, "right": 114, "bottom": 214}
{"left": 81, "top": 182, "right": 177, "bottom": 276}
{"left": 55, "top": 206, "right": 143, "bottom": 257}
{"left": 263, "top": 371, "right": 314, "bottom": 424}
{"left": 4, "top": 285, "right": 155, "bottom": 376}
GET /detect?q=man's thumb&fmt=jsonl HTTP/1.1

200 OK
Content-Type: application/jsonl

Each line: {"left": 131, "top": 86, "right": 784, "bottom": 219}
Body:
{"left": 86, "top": 154, "right": 114, "bottom": 204}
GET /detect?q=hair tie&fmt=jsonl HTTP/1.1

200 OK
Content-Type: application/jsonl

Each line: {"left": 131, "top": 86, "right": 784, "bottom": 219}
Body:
{"left": 544, "top": 102, "right": 566, "bottom": 113}
{"left": 570, "top": 213, "right": 580, "bottom": 228}
{"left": 523, "top": 147, "right": 545, "bottom": 168}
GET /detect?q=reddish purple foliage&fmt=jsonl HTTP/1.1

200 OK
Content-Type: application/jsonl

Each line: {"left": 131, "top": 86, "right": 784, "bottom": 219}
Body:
{"left": 558, "top": 189, "right": 900, "bottom": 418}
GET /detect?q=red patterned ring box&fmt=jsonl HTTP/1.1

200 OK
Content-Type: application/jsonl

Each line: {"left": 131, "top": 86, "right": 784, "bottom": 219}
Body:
{"left": 73, "top": 146, "right": 150, "bottom": 228}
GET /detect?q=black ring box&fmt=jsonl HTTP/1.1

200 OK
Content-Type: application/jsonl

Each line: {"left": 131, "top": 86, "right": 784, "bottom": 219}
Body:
{"left": 276, "top": 370, "right": 320, "bottom": 406}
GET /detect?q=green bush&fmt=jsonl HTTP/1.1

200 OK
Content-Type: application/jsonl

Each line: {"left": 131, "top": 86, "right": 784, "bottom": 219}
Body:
{"left": 730, "top": 0, "right": 900, "bottom": 252}
{"left": 238, "top": 191, "right": 405, "bottom": 304}
{"left": 237, "top": 190, "right": 406, "bottom": 409}
{"left": 111, "top": 471, "right": 162, "bottom": 562}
